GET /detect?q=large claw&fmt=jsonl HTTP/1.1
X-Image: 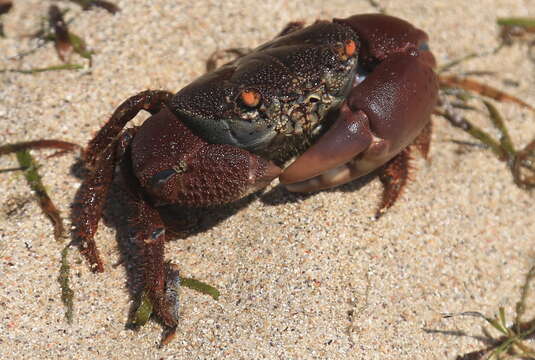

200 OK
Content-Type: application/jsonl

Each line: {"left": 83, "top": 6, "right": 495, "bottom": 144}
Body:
{"left": 131, "top": 107, "right": 282, "bottom": 206}
{"left": 280, "top": 14, "right": 438, "bottom": 192}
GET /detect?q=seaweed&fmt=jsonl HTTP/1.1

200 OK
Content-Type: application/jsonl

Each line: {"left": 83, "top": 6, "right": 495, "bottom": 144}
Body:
{"left": 0, "top": 141, "right": 79, "bottom": 322}
{"left": 58, "top": 245, "right": 75, "bottom": 323}
{"left": 14, "top": 149, "right": 65, "bottom": 241}
{"left": 67, "top": 0, "right": 120, "bottom": 14}
{"left": 444, "top": 266, "right": 535, "bottom": 359}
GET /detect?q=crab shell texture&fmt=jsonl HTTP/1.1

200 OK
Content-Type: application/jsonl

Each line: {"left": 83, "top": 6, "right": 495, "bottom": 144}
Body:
{"left": 130, "top": 14, "right": 438, "bottom": 206}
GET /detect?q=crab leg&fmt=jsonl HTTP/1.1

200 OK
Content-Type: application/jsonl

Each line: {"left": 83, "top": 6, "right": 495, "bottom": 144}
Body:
{"left": 376, "top": 120, "right": 432, "bottom": 217}
{"left": 74, "top": 90, "right": 171, "bottom": 272}
{"left": 127, "top": 197, "right": 181, "bottom": 330}
{"left": 116, "top": 128, "right": 178, "bottom": 328}
{"left": 376, "top": 148, "right": 412, "bottom": 218}
{"left": 84, "top": 90, "right": 173, "bottom": 168}
{"left": 72, "top": 142, "right": 116, "bottom": 272}
{"left": 132, "top": 200, "right": 177, "bottom": 328}
{"left": 73, "top": 128, "right": 148, "bottom": 273}
{"left": 118, "top": 111, "right": 281, "bottom": 330}
{"left": 74, "top": 91, "right": 172, "bottom": 272}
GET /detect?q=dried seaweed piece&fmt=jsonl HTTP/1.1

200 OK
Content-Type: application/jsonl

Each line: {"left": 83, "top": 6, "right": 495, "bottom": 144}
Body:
{"left": 0, "top": 141, "right": 80, "bottom": 323}
{"left": 482, "top": 100, "right": 516, "bottom": 157}
{"left": 49, "top": 5, "right": 72, "bottom": 62}
{"left": 58, "top": 246, "right": 74, "bottom": 323}
{"left": 438, "top": 97, "right": 535, "bottom": 190}
{"left": 132, "top": 273, "right": 219, "bottom": 328}
{"left": 133, "top": 291, "right": 153, "bottom": 327}
{"left": 498, "top": 17, "right": 535, "bottom": 28}
{"left": 440, "top": 76, "right": 534, "bottom": 111}
{"left": 181, "top": 277, "right": 221, "bottom": 300}
{"left": 67, "top": 32, "right": 93, "bottom": 64}
{"left": 68, "top": 0, "right": 120, "bottom": 14}
{"left": 15, "top": 149, "right": 65, "bottom": 241}
{"left": 438, "top": 66, "right": 535, "bottom": 191}
{"left": 3, "top": 5, "right": 93, "bottom": 67}
{"left": 0, "top": 63, "right": 84, "bottom": 74}
{"left": 436, "top": 107, "right": 509, "bottom": 160}
{"left": 512, "top": 139, "right": 535, "bottom": 189}
{"left": 438, "top": 18, "right": 535, "bottom": 74}
{"left": 498, "top": 17, "right": 535, "bottom": 45}
{"left": 0, "top": 140, "right": 80, "bottom": 239}
{"left": 445, "top": 266, "right": 535, "bottom": 359}
{"left": 48, "top": 5, "right": 93, "bottom": 64}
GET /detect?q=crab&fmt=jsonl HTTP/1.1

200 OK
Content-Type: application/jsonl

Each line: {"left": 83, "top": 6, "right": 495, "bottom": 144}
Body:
{"left": 72, "top": 14, "right": 438, "bottom": 339}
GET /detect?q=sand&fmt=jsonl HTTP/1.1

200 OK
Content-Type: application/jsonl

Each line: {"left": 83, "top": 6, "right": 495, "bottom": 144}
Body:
{"left": 0, "top": 0, "right": 534, "bottom": 359}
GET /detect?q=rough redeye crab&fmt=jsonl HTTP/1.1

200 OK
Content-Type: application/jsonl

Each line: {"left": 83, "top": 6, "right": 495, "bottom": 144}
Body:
{"left": 73, "top": 14, "right": 438, "bottom": 338}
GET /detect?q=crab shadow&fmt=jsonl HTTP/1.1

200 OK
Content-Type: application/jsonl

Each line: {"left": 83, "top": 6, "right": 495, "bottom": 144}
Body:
{"left": 70, "top": 157, "right": 378, "bottom": 327}
{"left": 259, "top": 171, "right": 378, "bottom": 206}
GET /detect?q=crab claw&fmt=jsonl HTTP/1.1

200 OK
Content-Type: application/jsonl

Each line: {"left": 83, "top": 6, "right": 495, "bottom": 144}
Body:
{"left": 279, "top": 14, "right": 438, "bottom": 192}
{"left": 279, "top": 104, "right": 373, "bottom": 186}
{"left": 131, "top": 107, "right": 281, "bottom": 206}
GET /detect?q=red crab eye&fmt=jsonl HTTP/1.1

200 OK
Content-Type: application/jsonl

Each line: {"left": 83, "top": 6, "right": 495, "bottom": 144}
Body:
{"left": 240, "top": 89, "right": 261, "bottom": 107}
{"left": 344, "top": 39, "right": 357, "bottom": 57}
{"left": 335, "top": 39, "right": 357, "bottom": 60}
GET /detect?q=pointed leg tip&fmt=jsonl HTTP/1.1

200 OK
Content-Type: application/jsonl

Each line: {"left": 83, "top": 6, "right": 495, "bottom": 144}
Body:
{"left": 160, "top": 326, "right": 178, "bottom": 347}
{"left": 374, "top": 208, "right": 387, "bottom": 220}
{"left": 87, "top": 256, "right": 105, "bottom": 273}
{"left": 78, "top": 243, "right": 105, "bottom": 272}
{"left": 94, "top": 264, "right": 105, "bottom": 273}
{"left": 376, "top": 148, "right": 412, "bottom": 218}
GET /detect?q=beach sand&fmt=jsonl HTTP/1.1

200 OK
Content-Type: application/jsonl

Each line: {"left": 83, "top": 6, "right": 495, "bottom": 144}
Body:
{"left": 0, "top": 0, "right": 534, "bottom": 359}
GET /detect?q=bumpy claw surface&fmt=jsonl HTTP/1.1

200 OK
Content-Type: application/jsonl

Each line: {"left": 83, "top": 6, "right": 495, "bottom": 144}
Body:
{"left": 130, "top": 107, "right": 282, "bottom": 207}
